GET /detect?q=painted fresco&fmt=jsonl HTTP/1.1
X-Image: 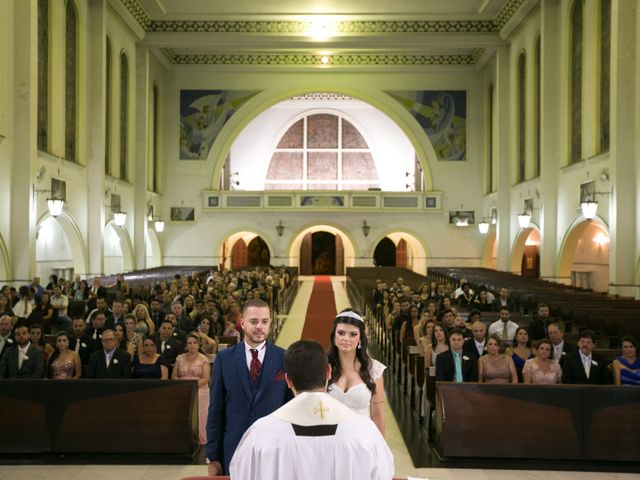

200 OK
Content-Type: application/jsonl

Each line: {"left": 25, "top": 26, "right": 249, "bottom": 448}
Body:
{"left": 179, "top": 90, "right": 259, "bottom": 160}
{"left": 386, "top": 90, "right": 466, "bottom": 161}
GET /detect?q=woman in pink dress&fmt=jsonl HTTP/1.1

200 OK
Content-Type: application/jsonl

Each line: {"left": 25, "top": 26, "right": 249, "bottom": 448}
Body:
{"left": 47, "top": 331, "right": 82, "bottom": 379}
{"left": 172, "top": 332, "right": 210, "bottom": 445}
{"left": 478, "top": 334, "right": 518, "bottom": 383}
{"left": 522, "top": 339, "right": 562, "bottom": 384}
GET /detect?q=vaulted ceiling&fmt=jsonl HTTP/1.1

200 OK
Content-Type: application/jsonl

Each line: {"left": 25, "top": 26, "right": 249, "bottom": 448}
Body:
{"left": 113, "top": 0, "right": 537, "bottom": 68}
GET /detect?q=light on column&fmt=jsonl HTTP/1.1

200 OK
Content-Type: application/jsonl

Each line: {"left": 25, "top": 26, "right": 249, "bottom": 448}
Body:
{"left": 478, "top": 221, "right": 490, "bottom": 234}
{"left": 154, "top": 219, "right": 165, "bottom": 233}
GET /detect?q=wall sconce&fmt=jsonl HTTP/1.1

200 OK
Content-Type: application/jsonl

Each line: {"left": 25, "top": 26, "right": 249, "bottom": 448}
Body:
{"left": 362, "top": 220, "right": 371, "bottom": 237}
{"left": 112, "top": 209, "right": 127, "bottom": 227}
{"left": 154, "top": 218, "right": 165, "bottom": 233}
{"left": 478, "top": 221, "right": 490, "bottom": 234}
{"left": 581, "top": 189, "right": 613, "bottom": 220}
{"left": 32, "top": 185, "right": 65, "bottom": 218}
{"left": 276, "top": 220, "right": 285, "bottom": 237}
{"left": 517, "top": 213, "right": 531, "bottom": 229}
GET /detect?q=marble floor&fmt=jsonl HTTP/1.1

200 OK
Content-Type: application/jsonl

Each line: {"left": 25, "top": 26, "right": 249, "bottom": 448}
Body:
{"left": 2, "top": 276, "right": 638, "bottom": 480}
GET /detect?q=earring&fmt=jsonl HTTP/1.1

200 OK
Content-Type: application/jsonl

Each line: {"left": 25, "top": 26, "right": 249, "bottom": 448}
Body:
{"left": 357, "top": 342, "right": 361, "bottom": 350}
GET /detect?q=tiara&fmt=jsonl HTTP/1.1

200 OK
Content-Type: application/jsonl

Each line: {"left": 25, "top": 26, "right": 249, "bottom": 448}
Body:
{"left": 335, "top": 311, "right": 364, "bottom": 324}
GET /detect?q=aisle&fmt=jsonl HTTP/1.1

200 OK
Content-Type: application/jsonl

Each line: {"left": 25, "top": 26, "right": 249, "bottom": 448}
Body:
{"left": 299, "top": 275, "right": 337, "bottom": 349}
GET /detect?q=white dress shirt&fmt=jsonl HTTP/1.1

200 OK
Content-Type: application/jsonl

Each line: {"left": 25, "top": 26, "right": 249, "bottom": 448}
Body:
{"left": 244, "top": 340, "right": 266, "bottom": 371}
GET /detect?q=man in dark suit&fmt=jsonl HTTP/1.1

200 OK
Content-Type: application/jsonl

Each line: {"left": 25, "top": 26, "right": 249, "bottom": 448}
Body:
{"left": 86, "top": 277, "right": 107, "bottom": 312}
{"left": 436, "top": 328, "right": 478, "bottom": 382}
{"left": 206, "top": 299, "right": 292, "bottom": 476}
{"left": 154, "top": 318, "right": 184, "bottom": 370}
{"left": 463, "top": 319, "right": 488, "bottom": 359}
{"left": 85, "top": 329, "right": 131, "bottom": 378}
{"left": 70, "top": 317, "right": 96, "bottom": 371}
{"left": 85, "top": 312, "right": 108, "bottom": 344}
{"left": 562, "top": 330, "right": 610, "bottom": 384}
{"left": 0, "top": 315, "right": 15, "bottom": 362}
{"left": 491, "top": 287, "right": 516, "bottom": 312}
{"left": 149, "top": 298, "right": 165, "bottom": 330}
{"left": 548, "top": 322, "right": 577, "bottom": 363}
{"left": 529, "top": 303, "right": 555, "bottom": 341}
{"left": 0, "top": 323, "right": 45, "bottom": 378}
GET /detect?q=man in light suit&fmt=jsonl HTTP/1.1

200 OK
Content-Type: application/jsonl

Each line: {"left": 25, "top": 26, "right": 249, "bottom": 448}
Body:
{"left": 436, "top": 328, "right": 478, "bottom": 382}
{"left": 85, "top": 329, "right": 131, "bottom": 378}
{"left": 206, "top": 299, "right": 292, "bottom": 476}
{"left": 562, "top": 330, "right": 610, "bottom": 385}
{"left": 0, "top": 323, "right": 45, "bottom": 378}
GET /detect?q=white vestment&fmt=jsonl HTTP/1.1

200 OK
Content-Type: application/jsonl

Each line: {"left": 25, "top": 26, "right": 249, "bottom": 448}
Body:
{"left": 229, "top": 391, "right": 394, "bottom": 480}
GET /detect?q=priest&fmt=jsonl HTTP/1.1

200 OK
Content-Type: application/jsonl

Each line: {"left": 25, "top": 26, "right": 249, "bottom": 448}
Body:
{"left": 229, "top": 339, "right": 394, "bottom": 480}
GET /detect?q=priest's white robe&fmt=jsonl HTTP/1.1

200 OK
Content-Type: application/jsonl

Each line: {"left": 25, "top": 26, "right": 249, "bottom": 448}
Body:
{"left": 229, "top": 391, "right": 394, "bottom": 480}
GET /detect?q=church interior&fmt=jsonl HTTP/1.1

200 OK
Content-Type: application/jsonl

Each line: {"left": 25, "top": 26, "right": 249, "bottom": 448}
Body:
{"left": 1, "top": 0, "right": 640, "bottom": 478}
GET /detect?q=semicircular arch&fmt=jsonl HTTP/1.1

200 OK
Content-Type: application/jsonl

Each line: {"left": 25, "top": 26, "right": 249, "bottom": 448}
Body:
{"left": 216, "top": 228, "right": 276, "bottom": 270}
{"left": 481, "top": 230, "right": 498, "bottom": 269}
{"left": 509, "top": 224, "right": 540, "bottom": 274}
{"left": 368, "top": 229, "right": 431, "bottom": 275}
{"left": 37, "top": 212, "right": 89, "bottom": 276}
{"left": 287, "top": 223, "right": 357, "bottom": 273}
{"left": 557, "top": 216, "right": 610, "bottom": 281}
{"left": 104, "top": 221, "right": 135, "bottom": 273}
{"left": 207, "top": 87, "right": 439, "bottom": 191}
{"left": 0, "top": 232, "right": 11, "bottom": 282}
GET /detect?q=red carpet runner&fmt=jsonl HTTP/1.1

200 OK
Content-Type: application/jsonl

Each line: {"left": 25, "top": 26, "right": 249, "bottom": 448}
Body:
{"left": 300, "top": 276, "right": 337, "bottom": 350}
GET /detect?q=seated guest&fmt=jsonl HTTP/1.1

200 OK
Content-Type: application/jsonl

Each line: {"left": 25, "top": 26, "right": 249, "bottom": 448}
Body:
{"left": 132, "top": 336, "right": 168, "bottom": 379}
{"left": 562, "top": 330, "right": 610, "bottom": 385}
{"left": 453, "top": 315, "right": 473, "bottom": 339}
{"left": 463, "top": 320, "right": 488, "bottom": 359}
{"left": 439, "top": 308, "right": 456, "bottom": 333}
{"left": 0, "top": 294, "right": 15, "bottom": 319}
{"left": 522, "top": 339, "right": 561, "bottom": 384}
{"left": 478, "top": 334, "right": 518, "bottom": 383}
{"left": 47, "top": 331, "right": 81, "bottom": 379}
{"left": 0, "top": 322, "right": 45, "bottom": 378}
{"left": 154, "top": 318, "right": 184, "bottom": 370}
{"left": 491, "top": 287, "right": 516, "bottom": 312}
{"left": 488, "top": 307, "right": 519, "bottom": 343}
{"left": 399, "top": 305, "right": 420, "bottom": 342}
{"left": 506, "top": 327, "right": 534, "bottom": 382}
{"left": 162, "top": 312, "right": 186, "bottom": 341}
{"left": 12, "top": 286, "right": 33, "bottom": 321}
{"left": 85, "top": 311, "right": 108, "bottom": 343}
{"left": 471, "top": 288, "right": 493, "bottom": 311}
{"left": 194, "top": 315, "right": 219, "bottom": 357}
{"left": 114, "top": 322, "right": 135, "bottom": 360}
{"left": 123, "top": 314, "right": 143, "bottom": 357}
{"left": 425, "top": 323, "right": 449, "bottom": 369}
{"left": 85, "top": 329, "right": 131, "bottom": 378}
{"left": 415, "top": 314, "right": 435, "bottom": 358}
{"left": 223, "top": 319, "right": 241, "bottom": 340}
{"left": 529, "top": 303, "right": 555, "bottom": 341}
{"left": 173, "top": 333, "right": 210, "bottom": 445}
{"left": 29, "top": 323, "right": 55, "bottom": 374}
{"left": 612, "top": 336, "right": 640, "bottom": 386}
{"left": 435, "top": 328, "right": 478, "bottom": 382}
{"left": 70, "top": 317, "right": 96, "bottom": 372}
{"left": 548, "top": 322, "right": 577, "bottom": 363}
{"left": 456, "top": 283, "right": 474, "bottom": 307}
{"left": 0, "top": 315, "right": 15, "bottom": 362}
{"left": 133, "top": 304, "right": 155, "bottom": 336}
{"left": 229, "top": 339, "right": 394, "bottom": 480}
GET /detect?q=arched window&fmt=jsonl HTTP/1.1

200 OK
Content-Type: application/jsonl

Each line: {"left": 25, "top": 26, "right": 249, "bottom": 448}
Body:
{"left": 570, "top": 0, "right": 583, "bottom": 164}
{"left": 120, "top": 52, "right": 128, "bottom": 181}
{"left": 37, "top": 0, "right": 49, "bottom": 152}
{"left": 517, "top": 52, "right": 526, "bottom": 182}
{"left": 488, "top": 83, "right": 494, "bottom": 193}
{"left": 265, "top": 113, "right": 379, "bottom": 191}
{"left": 105, "top": 37, "right": 111, "bottom": 174}
{"left": 65, "top": 0, "right": 77, "bottom": 162}
{"left": 534, "top": 36, "right": 541, "bottom": 177}
{"left": 152, "top": 83, "right": 160, "bottom": 192}
{"left": 599, "top": 0, "right": 611, "bottom": 153}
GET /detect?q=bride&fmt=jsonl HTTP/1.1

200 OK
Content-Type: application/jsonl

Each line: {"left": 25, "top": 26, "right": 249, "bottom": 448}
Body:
{"left": 327, "top": 308, "right": 386, "bottom": 435}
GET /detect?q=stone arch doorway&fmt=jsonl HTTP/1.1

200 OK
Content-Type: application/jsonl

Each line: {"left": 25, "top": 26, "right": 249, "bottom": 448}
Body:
{"left": 373, "top": 237, "right": 396, "bottom": 267}
{"left": 368, "top": 231, "right": 429, "bottom": 275}
{"left": 510, "top": 226, "right": 541, "bottom": 278}
{"left": 220, "top": 231, "right": 275, "bottom": 270}
{"left": 557, "top": 220, "right": 610, "bottom": 292}
{"left": 289, "top": 224, "right": 355, "bottom": 275}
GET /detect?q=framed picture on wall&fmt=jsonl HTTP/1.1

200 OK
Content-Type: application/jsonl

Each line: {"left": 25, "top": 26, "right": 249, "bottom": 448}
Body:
{"left": 51, "top": 178, "right": 66, "bottom": 201}
{"left": 490, "top": 206, "right": 498, "bottom": 225}
{"left": 170, "top": 207, "right": 195, "bottom": 222}
{"left": 448, "top": 210, "right": 475, "bottom": 225}
{"left": 580, "top": 180, "right": 596, "bottom": 202}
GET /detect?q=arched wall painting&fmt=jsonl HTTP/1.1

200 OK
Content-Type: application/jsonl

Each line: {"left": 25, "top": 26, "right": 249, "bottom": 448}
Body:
{"left": 386, "top": 90, "right": 466, "bottom": 161}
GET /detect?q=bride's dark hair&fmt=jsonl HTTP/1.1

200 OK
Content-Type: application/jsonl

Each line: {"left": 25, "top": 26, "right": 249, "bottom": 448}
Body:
{"left": 327, "top": 308, "right": 376, "bottom": 394}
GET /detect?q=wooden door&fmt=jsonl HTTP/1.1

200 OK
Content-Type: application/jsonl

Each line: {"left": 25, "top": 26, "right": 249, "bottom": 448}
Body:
{"left": 396, "top": 238, "right": 407, "bottom": 268}
{"left": 231, "top": 239, "right": 248, "bottom": 269}
{"left": 300, "top": 232, "right": 312, "bottom": 275}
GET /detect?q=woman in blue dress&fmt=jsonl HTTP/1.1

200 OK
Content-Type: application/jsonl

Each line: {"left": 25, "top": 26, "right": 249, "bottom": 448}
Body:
{"left": 506, "top": 327, "right": 534, "bottom": 383}
{"left": 613, "top": 336, "right": 640, "bottom": 385}
{"left": 132, "top": 336, "right": 168, "bottom": 379}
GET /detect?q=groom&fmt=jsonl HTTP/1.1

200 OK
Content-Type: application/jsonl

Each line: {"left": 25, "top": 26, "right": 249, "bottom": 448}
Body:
{"left": 206, "top": 299, "right": 292, "bottom": 475}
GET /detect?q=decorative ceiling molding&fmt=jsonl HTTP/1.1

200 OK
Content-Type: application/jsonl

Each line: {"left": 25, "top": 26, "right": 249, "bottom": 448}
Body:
{"left": 161, "top": 48, "right": 486, "bottom": 66}
{"left": 148, "top": 20, "right": 497, "bottom": 34}
{"left": 121, "top": 1, "right": 526, "bottom": 34}
{"left": 290, "top": 93, "right": 353, "bottom": 101}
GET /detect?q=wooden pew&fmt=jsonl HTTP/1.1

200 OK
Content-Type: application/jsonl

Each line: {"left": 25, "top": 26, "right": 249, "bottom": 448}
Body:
{"left": 435, "top": 382, "right": 640, "bottom": 462}
{"left": 0, "top": 380, "right": 198, "bottom": 455}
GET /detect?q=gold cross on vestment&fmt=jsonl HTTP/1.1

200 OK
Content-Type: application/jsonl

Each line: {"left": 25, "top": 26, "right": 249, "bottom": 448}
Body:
{"left": 313, "top": 400, "right": 330, "bottom": 420}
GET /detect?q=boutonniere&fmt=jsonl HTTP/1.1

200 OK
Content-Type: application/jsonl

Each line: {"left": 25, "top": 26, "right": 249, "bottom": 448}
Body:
{"left": 561, "top": 351, "right": 566, "bottom": 355}
{"left": 462, "top": 355, "right": 470, "bottom": 361}
{"left": 166, "top": 344, "right": 172, "bottom": 349}
{"left": 24, "top": 355, "right": 29, "bottom": 360}
{"left": 7, "top": 338, "right": 13, "bottom": 344}
{"left": 591, "top": 360, "right": 598, "bottom": 366}
{"left": 273, "top": 370, "right": 286, "bottom": 382}
{"left": 113, "top": 358, "right": 119, "bottom": 365}
{"left": 81, "top": 342, "right": 87, "bottom": 348}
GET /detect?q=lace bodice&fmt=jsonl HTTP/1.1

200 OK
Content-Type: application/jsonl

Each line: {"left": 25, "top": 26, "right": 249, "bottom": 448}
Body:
{"left": 175, "top": 353, "right": 209, "bottom": 388}
{"left": 327, "top": 358, "right": 385, "bottom": 418}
